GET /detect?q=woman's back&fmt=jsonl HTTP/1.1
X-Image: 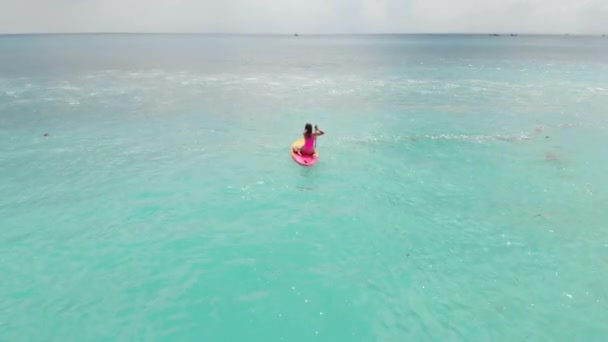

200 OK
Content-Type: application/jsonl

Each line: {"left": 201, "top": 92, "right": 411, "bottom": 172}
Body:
{"left": 303, "top": 133, "right": 315, "bottom": 150}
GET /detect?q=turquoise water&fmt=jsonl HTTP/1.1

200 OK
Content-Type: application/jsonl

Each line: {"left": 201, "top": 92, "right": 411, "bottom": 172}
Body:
{"left": 1, "top": 34, "right": 608, "bottom": 340}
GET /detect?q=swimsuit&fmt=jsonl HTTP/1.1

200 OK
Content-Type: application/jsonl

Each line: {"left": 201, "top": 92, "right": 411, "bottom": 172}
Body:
{"left": 302, "top": 134, "right": 315, "bottom": 153}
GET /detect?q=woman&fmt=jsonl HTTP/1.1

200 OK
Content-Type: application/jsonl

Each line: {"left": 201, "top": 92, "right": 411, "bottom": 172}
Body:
{"left": 293, "top": 123, "right": 324, "bottom": 156}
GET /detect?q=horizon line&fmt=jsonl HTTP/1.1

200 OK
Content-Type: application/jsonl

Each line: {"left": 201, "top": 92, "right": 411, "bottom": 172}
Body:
{"left": 0, "top": 31, "right": 605, "bottom": 37}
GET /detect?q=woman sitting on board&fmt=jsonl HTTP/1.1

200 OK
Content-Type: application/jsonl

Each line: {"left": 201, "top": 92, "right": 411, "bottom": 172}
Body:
{"left": 293, "top": 123, "right": 324, "bottom": 156}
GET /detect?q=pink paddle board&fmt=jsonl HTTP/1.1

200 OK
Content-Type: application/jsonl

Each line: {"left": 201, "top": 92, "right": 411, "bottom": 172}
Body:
{"left": 291, "top": 139, "right": 319, "bottom": 166}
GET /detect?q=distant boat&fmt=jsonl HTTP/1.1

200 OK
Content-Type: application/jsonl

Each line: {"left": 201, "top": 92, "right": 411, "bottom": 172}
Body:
{"left": 294, "top": 33, "right": 299, "bottom": 37}
{"left": 489, "top": 34, "right": 500, "bottom": 36}
{"left": 510, "top": 34, "right": 518, "bottom": 37}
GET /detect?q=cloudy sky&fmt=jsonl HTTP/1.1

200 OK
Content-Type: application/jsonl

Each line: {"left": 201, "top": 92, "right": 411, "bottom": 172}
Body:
{"left": 1, "top": 0, "right": 607, "bottom": 34}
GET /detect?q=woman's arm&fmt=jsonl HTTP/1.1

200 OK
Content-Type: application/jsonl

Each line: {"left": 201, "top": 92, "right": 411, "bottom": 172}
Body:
{"left": 315, "top": 125, "right": 325, "bottom": 136}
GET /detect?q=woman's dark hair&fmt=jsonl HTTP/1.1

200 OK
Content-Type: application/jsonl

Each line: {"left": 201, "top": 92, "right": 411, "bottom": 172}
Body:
{"left": 304, "top": 123, "right": 313, "bottom": 138}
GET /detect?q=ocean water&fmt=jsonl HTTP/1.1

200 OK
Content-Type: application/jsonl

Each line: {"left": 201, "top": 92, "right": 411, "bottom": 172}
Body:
{"left": 1, "top": 34, "right": 608, "bottom": 341}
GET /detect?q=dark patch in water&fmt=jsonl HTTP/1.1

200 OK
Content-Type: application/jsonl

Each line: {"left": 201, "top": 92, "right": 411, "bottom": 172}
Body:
{"left": 545, "top": 152, "right": 558, "bottom": 161}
